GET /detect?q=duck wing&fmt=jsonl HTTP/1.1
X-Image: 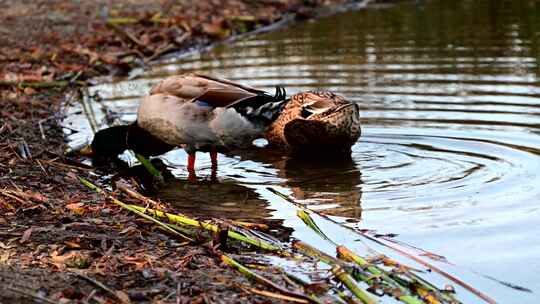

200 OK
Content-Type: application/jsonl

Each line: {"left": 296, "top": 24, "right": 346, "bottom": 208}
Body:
{"left": 149, "top": 73, "right": 287, "bottom": 127}
{"left": 149, "top": 73, "right": 266, "bottom": 108}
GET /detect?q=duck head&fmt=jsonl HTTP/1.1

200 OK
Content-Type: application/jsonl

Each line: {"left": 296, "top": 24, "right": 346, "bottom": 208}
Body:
{"left": 88, "top": 123, "right": 174, "bottom": 158}
{"left": 265, "top": 90, "right": 361, "bottom": 153}
{"left": 90, "top": 125, "right": 130, "bottom": 157}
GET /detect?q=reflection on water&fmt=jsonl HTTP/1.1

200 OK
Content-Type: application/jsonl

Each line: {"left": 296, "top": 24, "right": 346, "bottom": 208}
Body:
{"left": 235, "top": 148, "right": 363, "bottom": 218}
{"left": 64, "top": 0, "right": 540, "bottom": 301}
{"left": 158, "top": 179, "right": 275, "bottom": 220}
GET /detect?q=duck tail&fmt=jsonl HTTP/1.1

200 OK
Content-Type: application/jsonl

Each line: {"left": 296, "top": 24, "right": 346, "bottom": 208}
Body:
{"left": 232, "top": 86, "right": 288, "bottom": 126}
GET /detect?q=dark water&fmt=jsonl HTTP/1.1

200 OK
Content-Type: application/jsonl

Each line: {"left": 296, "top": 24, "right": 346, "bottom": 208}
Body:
{"left": 64, "top": 0, "right": 540, "bottom": 302}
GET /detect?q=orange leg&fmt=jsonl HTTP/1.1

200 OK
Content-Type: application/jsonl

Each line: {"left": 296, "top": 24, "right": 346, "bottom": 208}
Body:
{"left": 187, "top": 152, "right": 197, "bottom": 183}
{"left": 210, "top": 147, "right": 218, "bottom": 182}
{"left": 210, "top": 147, "right": 218, "bottom": 170}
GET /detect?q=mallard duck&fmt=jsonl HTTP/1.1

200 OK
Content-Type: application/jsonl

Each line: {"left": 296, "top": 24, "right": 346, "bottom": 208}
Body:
{"left": 90, "top": 73, "right": 287, "bottom": 179}
{"left": 265, "top": 90, "right": 361, "bottom": 153}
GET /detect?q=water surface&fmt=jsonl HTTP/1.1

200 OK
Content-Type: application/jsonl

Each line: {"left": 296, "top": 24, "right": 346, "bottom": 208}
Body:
{"left": 64, "top": 0, "right": 540, "bottom": 302}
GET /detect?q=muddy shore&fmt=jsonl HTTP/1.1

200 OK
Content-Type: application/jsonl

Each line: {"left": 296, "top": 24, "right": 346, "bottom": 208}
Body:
{"left": 1, "top": 1, "right": 372, "bottom": 303}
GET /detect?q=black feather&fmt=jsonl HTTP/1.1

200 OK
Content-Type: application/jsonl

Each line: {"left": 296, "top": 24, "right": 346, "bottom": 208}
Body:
{"left": 230, "top": 86, "right": 288, "bottom": 126}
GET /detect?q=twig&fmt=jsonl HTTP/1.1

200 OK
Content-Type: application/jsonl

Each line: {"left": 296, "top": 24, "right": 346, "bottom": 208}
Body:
{"left": 35, "top": 160, "right": 48, "bottom": 176}
{"left": 0, "top": 80, "right": 74, "bottom": 88}
{"left": 240, "top": 285, "right": 310, "bottom": 303}
{"left": 144, "top": 44, "right": 177, "bottom": 63}
{"left": 4, "top": 285, "right": 57, "bottom": 304}
{"left": 44, "top": 159, "right": 93, "bottom": 171}
{"left": 106, "top": 22, "right": 153, "bottom": 54}
{"left": 75, "top": 272, "right": 130, "bottom": 304}
{"left": 38, "top": 119, "right": 47, "bottom": 140}
{"left": 106, "top": 17, "right": 140, "bottom": 25}
{"left": 221, "top": 255, "right": 319, "bottom": 304}
{"left": 115, "top": 182, "right": 163, "bottom": 209}
{"left": 0, "top": 189, "right": 29, "bottom": 205}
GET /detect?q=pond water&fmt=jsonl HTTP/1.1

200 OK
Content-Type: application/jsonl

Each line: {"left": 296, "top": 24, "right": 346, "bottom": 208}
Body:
{"left": 64, "top": 0, "right": 540, "bottom": 302}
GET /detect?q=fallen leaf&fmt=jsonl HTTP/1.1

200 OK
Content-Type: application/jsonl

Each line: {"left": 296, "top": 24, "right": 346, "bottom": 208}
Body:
{"left": 64, "top": 241, "right": 81, "bottom": 249}
{"left": 66, "top": 202, "right": 86, "bottom": 215}
{"left": 115, "top": 290, "right": 131, "bottom": 304}
{"left": 20, "top": 227, "right": 33, "bottom": 243}
{"left": 0, "top": 241, "right": 16, "bottom": 249}
{"left": 23, "top": 87, "right": 36, "bottom": 95}
{"left": 201, "top": 21, "right": 230, "bottom": 38}
{"left": 0, "top": 250, "right": 13, "bottom": 263}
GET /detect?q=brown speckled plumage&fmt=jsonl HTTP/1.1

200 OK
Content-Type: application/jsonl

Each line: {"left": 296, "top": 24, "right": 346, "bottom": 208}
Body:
{"left": 265, "top": 90, "right": 361, "bottom": 152}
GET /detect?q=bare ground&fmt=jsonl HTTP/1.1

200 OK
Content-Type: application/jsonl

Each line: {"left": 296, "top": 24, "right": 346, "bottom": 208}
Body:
{"left": 0, "top": 1, "right": 368, "bottom": 303}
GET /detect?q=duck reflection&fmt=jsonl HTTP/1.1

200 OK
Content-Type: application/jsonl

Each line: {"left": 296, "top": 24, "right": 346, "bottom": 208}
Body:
{"left": 157, "top": 179, "right": 277, "bottom": 221}
{"left": 118, "top": 160, "right": 276, "bottom": 221}
{"left": 233, "top": 147, "right": 363, "bottom": 219}
{"left": 116, "top": 146, "right": 363, "bottom": 222}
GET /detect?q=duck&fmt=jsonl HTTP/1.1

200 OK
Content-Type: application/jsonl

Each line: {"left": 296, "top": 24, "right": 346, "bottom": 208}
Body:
{"left": 90, "top": 73, "right": 287, "bottom": 180}
{"left": 265, "top": 90, "right": 361, "bottom": 154}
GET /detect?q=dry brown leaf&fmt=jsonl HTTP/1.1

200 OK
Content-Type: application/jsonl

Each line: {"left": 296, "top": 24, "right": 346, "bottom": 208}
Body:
{"left": 201, "top": 22, "right": 230, "bottom": 38}
{"left": 66, "top": 202, "right": 87, "bottom": 215}
{"left": 20, "top": 227, "right": 33, "bottom": 243}
{"left": 115, "top": 290, "right": 131, "bottom": 304}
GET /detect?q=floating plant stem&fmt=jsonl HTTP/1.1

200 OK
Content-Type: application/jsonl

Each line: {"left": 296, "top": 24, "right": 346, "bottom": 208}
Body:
{"left": 296, "top": 204, "right": 426, "bottom": 304}
{"left": 269, "top": 187, "right": 493, "bottom": 304}
{"left": 79, "top": 177, "right": 193, "bottom": 241}
{"left": 126, "top": 204, "right": 284, "bottom": 253}
{"left": 293, "top": 241, "right": 377, "bottom": 304}
{"left": 221, "top": 254, "right": 320, "bottom": 304}
{"left": 114, "top": 183, "right": 284, "bottom": 252}
{"left": 133, "top": 152, "right": 163, "bottom": 180}
{"left": 337, "top": 246, "right": 424, "bottom": 304}
{"left": 331, "top": 265, "right": 378, "bottom": 304}
{"left": 360, "top": 233, "right": 488, "bottom": 304}
{"left": 297, "top": 209, "right": 333, "bottom": 242}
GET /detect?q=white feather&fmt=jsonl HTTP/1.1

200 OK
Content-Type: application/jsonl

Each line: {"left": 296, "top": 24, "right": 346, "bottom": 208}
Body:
{"left": 137, "top": 93, "right": 262, "bottom": 149}
{"left": 210, "top": 107, "right": 262, "bottom": 148}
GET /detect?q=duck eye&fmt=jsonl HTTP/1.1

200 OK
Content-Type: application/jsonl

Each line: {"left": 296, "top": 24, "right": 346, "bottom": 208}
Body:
{"left": 301, "top": 107, "right": 312, "bottom": 118}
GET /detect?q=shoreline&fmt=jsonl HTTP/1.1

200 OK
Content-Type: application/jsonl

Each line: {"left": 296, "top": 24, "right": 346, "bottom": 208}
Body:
{"left": 0, "top": 1, "right": 376, "bottom": 303}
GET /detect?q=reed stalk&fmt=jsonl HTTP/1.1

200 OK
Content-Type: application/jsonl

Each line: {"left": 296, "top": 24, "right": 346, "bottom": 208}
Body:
{"left": 114, "top": 181, "right": 285, "bottom": 253}
{"left": 133, "top": 152, "right": 163, "bottom": 181}
{"left": 127, "top": 204, "right": 283, "bottom": 252}
{"left": 271, "top": 187, "right": 469, "bottom": 304}
{"left": 293, "top": 192, "right": 466, "bottom": 304}
{"left": 297, "top": 209, "right": 332, "bottom": 242}
{"left": 221, "top": 254, "right": 321, "bottom": 304}
{"left": 331, "top": 265, "right": 378, "bottom": 304}
{"left": 293, "top": 241, "right": 377, "bottom": 304}
{"left": 337, "top": 246, "right": 424, "bottom": 304}
{"left": 79, "top": 178, "right": 193, "bottom": 241}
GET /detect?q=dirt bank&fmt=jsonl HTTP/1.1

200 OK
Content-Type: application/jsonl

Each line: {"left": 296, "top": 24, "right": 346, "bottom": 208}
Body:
{"left": 1, "top": 1, "right": 369, "bottom": 303}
